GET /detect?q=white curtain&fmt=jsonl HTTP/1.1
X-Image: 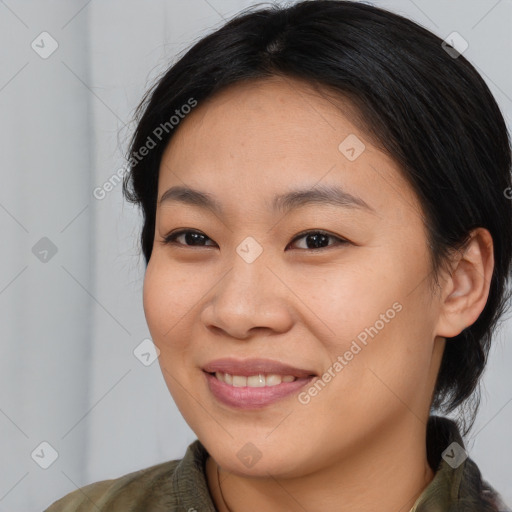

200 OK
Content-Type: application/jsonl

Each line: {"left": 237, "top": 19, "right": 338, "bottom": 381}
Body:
{"left": 0, "top": 1, "right": 510, "bottom": 510}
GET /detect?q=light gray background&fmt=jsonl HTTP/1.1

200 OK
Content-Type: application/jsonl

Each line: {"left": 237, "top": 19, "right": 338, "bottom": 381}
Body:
{"left": 0, "top": 1, "right": 510, "bottom": 510}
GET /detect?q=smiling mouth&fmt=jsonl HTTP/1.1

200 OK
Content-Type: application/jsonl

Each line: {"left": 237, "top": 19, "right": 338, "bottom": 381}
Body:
{"left": 204, "top": 370, "right": 316, "bottom": 409}
{"left": 208, "top": 371, "right": 302, "bottom": 387}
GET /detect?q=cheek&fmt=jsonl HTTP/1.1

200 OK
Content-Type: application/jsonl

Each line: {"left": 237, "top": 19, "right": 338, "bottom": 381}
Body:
{"left": 290, "top": 255, "right": 401, "bottom": 344}
{"left": 306, "top": 256, "right": 435, "bottom": 398}
{"left": 143, "top": 262, "right": 169, "bottom": 341}
{"left": 324, "top": 300, "right": 436, "bottom": 421}
{"left": 142, "top": 258, "right": 196, "bottom": 349}
{"left": 143, "top": 260, "right": 200, "bottom": 404}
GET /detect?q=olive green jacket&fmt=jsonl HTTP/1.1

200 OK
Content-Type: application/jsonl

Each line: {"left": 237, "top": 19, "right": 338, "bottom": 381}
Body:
{"left": 44, "top": 416, "right": 510, "bottom": 512}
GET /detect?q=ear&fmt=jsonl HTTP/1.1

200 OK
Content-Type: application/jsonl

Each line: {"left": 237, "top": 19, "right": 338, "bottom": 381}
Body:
{"left": 435, "top": 228, "right": 494, "bottom": 338}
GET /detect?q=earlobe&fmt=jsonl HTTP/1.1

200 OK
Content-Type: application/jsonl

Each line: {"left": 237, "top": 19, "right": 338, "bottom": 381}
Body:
{"left": 435, "top": 228, "right": 494, "bottom": 338}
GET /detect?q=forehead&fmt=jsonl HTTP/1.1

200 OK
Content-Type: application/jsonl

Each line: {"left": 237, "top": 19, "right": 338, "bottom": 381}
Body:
{"left": 161, "top": 76, "right": 368, "bottom": 162}
{"left": 157, "top": 76, "right": 421, "bottom": 222}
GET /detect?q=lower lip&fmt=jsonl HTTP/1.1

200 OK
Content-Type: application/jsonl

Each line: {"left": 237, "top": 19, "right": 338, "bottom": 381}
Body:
{"left": 204, "top": 371, "right": 315, "bottom": 409}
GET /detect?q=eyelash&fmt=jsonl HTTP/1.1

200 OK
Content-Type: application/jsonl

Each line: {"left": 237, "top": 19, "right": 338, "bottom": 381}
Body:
{"left": 161, "top": 229, "right": 349, "bottom": 251}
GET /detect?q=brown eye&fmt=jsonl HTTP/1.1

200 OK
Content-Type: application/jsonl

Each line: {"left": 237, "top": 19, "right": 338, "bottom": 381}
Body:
{"left": 288, "top": 230, "right": 349, "bottom": 251}
{"left": 162, "top": 229, "right": 216, "bottom": 247}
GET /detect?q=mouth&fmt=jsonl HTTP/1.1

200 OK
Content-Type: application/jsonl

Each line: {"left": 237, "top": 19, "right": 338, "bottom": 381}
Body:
{"left": 202, "top": 357, "right": 316, "bottom": 379}
{"left": 208, "top": 371, "right": 299, "bottom": 387}
{"left": 202, "top": 358, "right": 317, "bottom": 408}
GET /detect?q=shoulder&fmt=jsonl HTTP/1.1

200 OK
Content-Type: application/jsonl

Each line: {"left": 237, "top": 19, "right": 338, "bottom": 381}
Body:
{"left": 44, "top": 458, "right": 182, "bottom": 511}
{"left": 44, "top": 440, "right": 214, "bottom": 512}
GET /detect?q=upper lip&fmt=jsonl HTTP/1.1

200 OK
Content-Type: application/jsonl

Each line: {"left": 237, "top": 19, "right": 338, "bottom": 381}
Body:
{"left": 202, "top": 358, "right": 316, "bottom": 378}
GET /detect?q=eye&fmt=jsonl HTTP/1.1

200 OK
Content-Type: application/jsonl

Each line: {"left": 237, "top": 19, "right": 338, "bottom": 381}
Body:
{"left": 287, "top": 230, "right": 349, "bottom": 251}
{"left": 162, "top": 229, "right": 216, "bottom": 247}
{"left": 162, "top": 229, "right": 349, "bottom": 251}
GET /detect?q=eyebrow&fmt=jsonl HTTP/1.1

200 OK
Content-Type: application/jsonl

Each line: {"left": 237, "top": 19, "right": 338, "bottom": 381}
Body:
{"left": 158, "top": 184, "right": 375, "bottom": 216}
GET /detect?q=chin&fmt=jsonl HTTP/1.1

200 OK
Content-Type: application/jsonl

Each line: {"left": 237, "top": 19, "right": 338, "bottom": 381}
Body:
{"left": 201, "top": 434, "right": 310, "bottom": 478}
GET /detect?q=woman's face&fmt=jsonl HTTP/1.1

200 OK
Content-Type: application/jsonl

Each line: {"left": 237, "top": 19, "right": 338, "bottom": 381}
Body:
{"left": 143, "top": 76, "right": 446, "bottom": 477}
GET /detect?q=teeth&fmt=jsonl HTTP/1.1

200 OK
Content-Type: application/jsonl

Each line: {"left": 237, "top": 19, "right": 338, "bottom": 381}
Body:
{"left": 232, "top": 375, "right": 247, "bottom": 387}
{"left": 247, "top": 374, "right": 266, "bottom": 387}
{"left": 214, "top": 372, "right": 297, "bottom": 387}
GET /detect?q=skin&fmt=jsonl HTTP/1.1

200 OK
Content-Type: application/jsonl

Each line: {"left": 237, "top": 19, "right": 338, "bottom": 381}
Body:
{"left": 143, "top": 75, "right": 494, "bottom": 512}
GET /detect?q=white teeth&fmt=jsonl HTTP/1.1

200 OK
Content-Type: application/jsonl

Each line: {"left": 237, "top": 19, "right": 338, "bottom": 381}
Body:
{"left": 213, "top": 372, "right": 297, "bottom": 387}
{"left": 232, "top": 375, "right": 247, "bottom": 387}
{"left": 247, "top": 374, "right": 266, "bottom": 387}
{"left": 265, "top": 374, "right": 282, "bottom": 386}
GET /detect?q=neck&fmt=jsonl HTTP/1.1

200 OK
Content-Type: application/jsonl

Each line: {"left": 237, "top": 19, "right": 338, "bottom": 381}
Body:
{"left": 206, "top": 417, "right": 435, "bottom": 512}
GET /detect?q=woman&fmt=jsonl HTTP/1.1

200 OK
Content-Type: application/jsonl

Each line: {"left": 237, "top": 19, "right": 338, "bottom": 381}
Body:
{"left": 45, "top": 1, "right": 512, "bottom": 510}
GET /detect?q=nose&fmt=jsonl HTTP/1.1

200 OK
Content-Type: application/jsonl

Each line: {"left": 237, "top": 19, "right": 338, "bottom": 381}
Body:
{"left": 200, "top": 251, "right": 294, "bottom": 340}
